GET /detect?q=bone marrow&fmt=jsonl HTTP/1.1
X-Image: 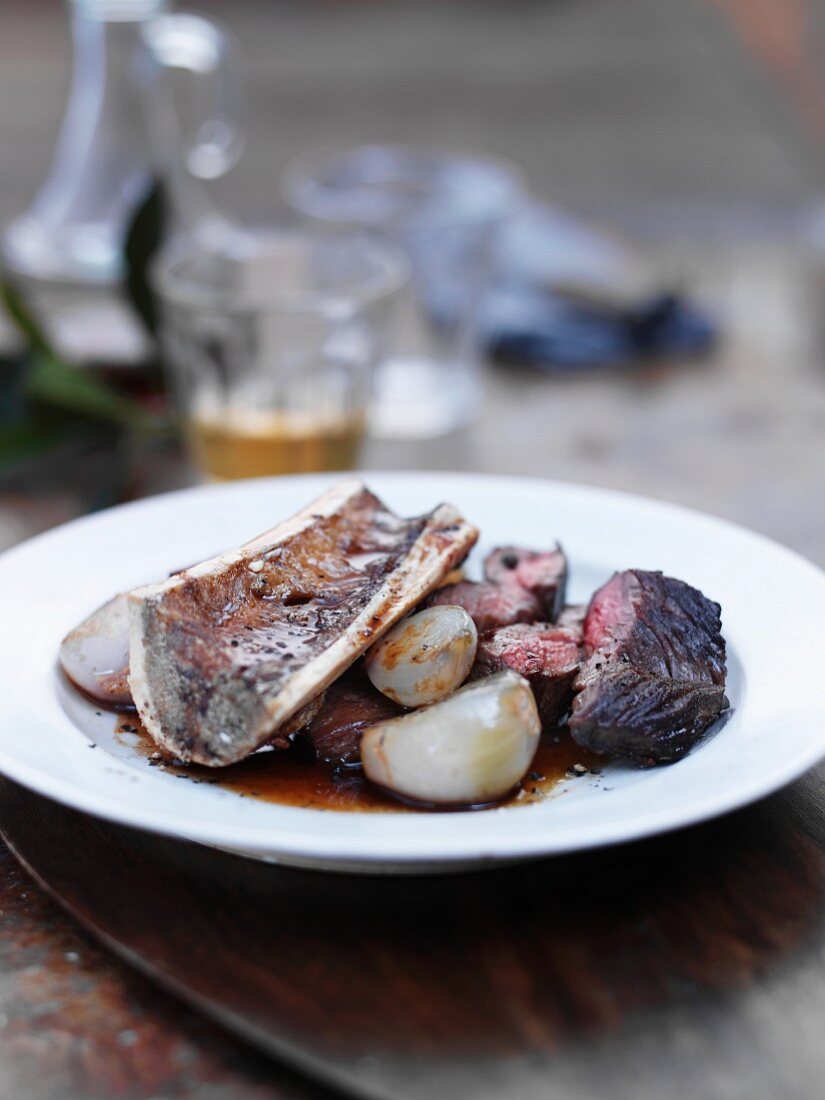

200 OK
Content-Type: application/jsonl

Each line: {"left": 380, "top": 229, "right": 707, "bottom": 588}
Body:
{"left": 128, "top": 481, "right": 478, "bottom": 765}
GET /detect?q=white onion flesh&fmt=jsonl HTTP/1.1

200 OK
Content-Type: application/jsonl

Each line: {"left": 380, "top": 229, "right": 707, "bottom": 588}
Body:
{"left": 365, "top": 604, "right": 478, "bottom": 708}
{"left": 361, "top": 670, "right": 540, "bottom": 805}
{"left": 59, "top": 594, "right": 132, "bottom": 706}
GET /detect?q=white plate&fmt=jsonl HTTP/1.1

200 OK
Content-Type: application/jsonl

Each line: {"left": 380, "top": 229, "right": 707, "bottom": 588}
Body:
{"left": 0, "top": 473, "right": 823, "bottom": 874}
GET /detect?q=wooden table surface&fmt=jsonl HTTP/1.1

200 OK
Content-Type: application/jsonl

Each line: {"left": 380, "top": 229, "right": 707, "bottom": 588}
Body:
{"left": 0, "top": 1, "right": 824, "bottom": 1097}
{"left": 3, "top": 765, "right": 825, "bottom": 1100}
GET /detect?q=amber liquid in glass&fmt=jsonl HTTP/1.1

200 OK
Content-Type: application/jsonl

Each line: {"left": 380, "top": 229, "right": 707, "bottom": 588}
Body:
{"left": 187, "top": 409, "right": 366, "bottom": 480}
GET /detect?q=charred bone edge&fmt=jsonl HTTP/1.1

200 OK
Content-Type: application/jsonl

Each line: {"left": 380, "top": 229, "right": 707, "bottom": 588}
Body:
{"left": 127, "top": 480, "right": 479, "bottom": 765}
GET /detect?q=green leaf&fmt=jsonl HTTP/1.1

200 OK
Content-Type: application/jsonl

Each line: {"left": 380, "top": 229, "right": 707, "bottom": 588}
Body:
{"left": 24, "top": 352, "right": 150, "bottom": 430}
{"left": 124, "top": 178, "right": 167, "bottom": 336}
{"left": 0, "top": 266, "right": 175, "bottom": 478}
{"left": 1, "top": 282, "right": 56, "bottom": 359}
{"left": 0, "top": 419, "right": 74, "bottom": 468}
{"left": 0, "top": 353, "right": 29, "bottom": 425}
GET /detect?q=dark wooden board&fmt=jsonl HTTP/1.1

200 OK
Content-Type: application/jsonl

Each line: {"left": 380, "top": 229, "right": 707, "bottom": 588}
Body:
{"left": 2, "top": 769, "right": 825, "bottom": 1100}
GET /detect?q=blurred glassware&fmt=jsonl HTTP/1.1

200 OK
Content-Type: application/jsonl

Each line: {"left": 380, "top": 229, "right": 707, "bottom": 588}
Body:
{"left": 4, "top": 0, "right": 243, "bottom": 286}
{"left": 282, "top": 146, "right": 524, "bottom": 439}
{"left": 151, "top": 230, "right": 408, "bottom": 480}
{"left": 2, "top": 0, "right": 244, "bottom": 367}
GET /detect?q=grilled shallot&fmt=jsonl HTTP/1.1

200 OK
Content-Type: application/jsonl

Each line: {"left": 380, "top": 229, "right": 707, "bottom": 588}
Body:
{"left": 361, "top": 671, "right": 541, "bottom": 806}
{"left": 59, "top": 594, "right": 132, "bottom": 708}
{"left": 365, "top": 605, "right": 478, "bottom": 708}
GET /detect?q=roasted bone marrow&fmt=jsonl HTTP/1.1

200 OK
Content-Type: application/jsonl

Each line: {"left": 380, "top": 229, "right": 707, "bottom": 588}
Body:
{"left": 128, "top": 481, "right": 478, "bottom": 766}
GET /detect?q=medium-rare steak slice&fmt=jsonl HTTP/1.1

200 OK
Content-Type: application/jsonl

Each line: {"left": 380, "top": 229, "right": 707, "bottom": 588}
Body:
{"left": 129, "top": 481, "right": 478, "bottom": 766}
{"left": 426, "top": 580, "right": 540, "bottom": 633}
{"left": 300, "top": 670, "right": 403, "bottom": 767}
{"left": 484, "top": 544, "right": 568, "bottom": 621}
{"left": 472, "top": 622, "right": 582, "bottom": 727}
{"left": 579, "top": 570, "right": 726, "bottom": 688}
{"left": 570, "top": 569, "right": 728, "bottom": 765}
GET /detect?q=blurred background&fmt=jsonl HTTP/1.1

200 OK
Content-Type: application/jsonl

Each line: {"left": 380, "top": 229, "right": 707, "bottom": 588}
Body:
{"left": 1, "top": 0, "right": 824, "bottom": 562}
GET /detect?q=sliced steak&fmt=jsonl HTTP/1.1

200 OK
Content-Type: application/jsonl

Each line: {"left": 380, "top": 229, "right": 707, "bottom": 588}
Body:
{"left": 300, "top": 671, "right": 403, "bottom": 767}
{"left": 579, "top": 570, "right": 726, "bottom": 687}
{"left": 484, "top": 544, "right": 567, "bottom": 621}
{"left": 570, "top": 569, "right": 728, "bottom": 765}
{"left": 426, "top": 580, "right": 541, "bottom": 634}
{"left": 129, "top": 481, "right": 478, "bottom": 766}
{"left": 472, "top": 622, "right": 581, "bottom": 727}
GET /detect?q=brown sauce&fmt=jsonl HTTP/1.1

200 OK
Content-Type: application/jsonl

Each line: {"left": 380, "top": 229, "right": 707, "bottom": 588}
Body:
{"left": 115, "top": 716, "right": 602, "bottom": 813}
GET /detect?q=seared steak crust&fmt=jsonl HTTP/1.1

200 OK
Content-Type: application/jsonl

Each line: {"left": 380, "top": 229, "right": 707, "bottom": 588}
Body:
{"left": 570, "top": 569, "right": 728, "bottom": 765}
{"left": 472, "top": 622, "right": 582, "bottom": 727}
{"left": 484, "top": 544, "right": 568, "bottom": 622}
{"left": 129, "top": 482, "right": 477, "bottom": 765}
{"left": 572, "top": 669, "right": 726, "bottom": 765}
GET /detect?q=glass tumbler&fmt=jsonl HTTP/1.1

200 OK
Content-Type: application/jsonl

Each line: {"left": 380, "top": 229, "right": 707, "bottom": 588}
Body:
{"left": 283, "top": 146, "right": 524, "bottom": 439}
{"left": 151, "top": 230, "right": 408, "bottom": 480}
